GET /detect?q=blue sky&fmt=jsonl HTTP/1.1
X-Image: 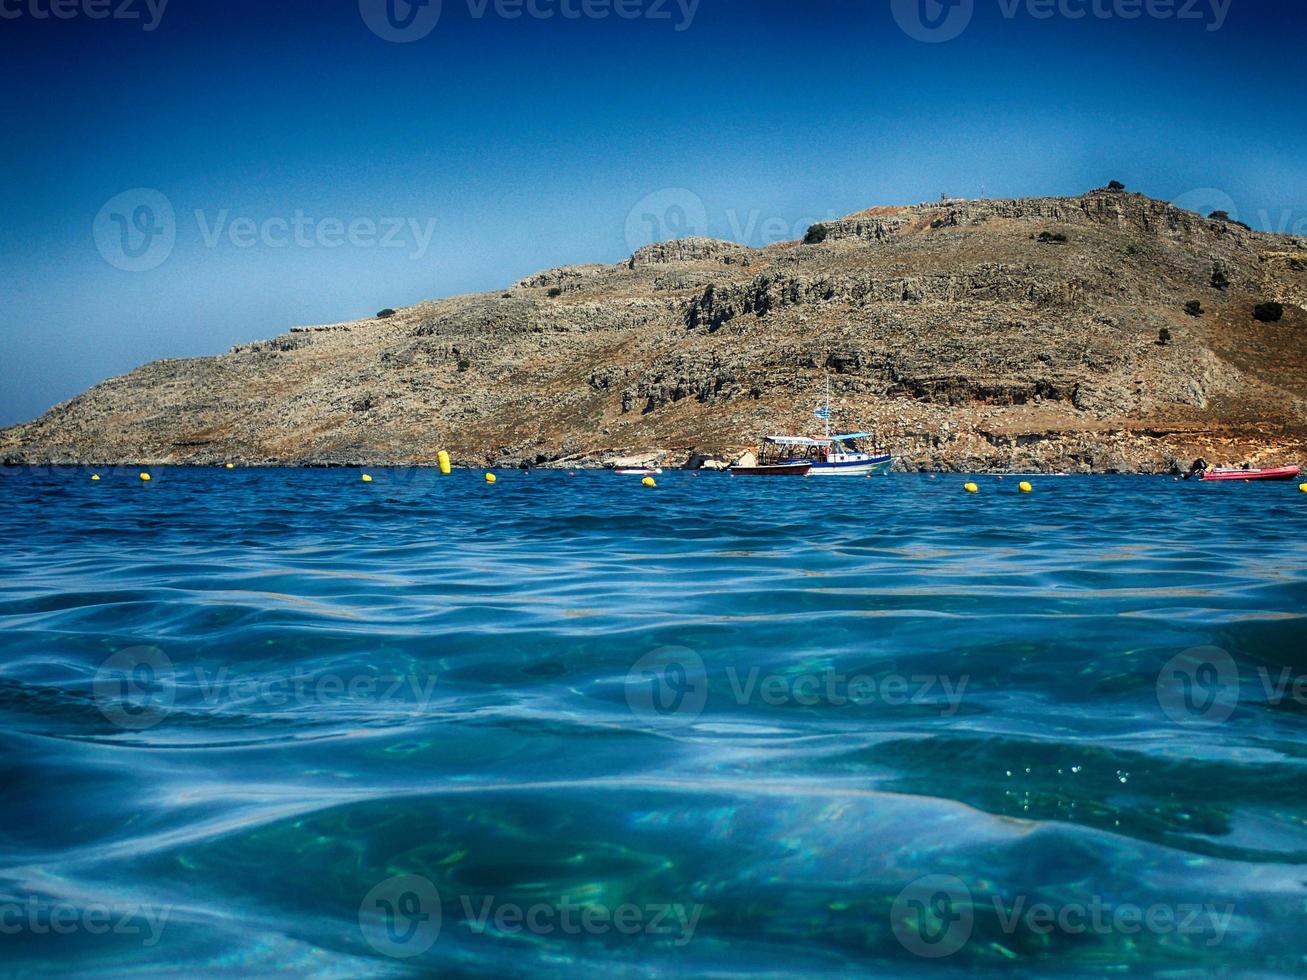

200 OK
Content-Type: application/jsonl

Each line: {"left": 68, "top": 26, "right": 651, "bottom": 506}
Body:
{"left": 1, "top": 0, "right": 1304, "bottom": 425}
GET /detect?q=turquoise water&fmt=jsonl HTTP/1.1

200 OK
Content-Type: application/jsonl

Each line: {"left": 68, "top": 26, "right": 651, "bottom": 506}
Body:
{"left": 2, "top": 467, "right": 1306, "bottom": 976}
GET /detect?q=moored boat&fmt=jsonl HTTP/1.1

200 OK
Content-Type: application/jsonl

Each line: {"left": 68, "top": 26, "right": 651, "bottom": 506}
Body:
{"left": 797, "top": 376, "right": 894, "bottom": 475}
{"left": 1201, "top": 465, "right": 1301, "bottom": 482}
{"left": 730, "top": 462, "right": 813, "bottom": 476}
{"left": 731, "top": 437, "right": 815, "bottom": 476}
{"left": 808, "top": 433, "right": 893, "bottom": 476}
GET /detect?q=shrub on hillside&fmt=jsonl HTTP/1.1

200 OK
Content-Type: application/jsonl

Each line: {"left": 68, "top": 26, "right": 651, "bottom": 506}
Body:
{"left": 377, "top": 308, "right": 396, "bottom": 318}
{"left": 547, "top": 287, "right": 563, "bottom": 298}
{"left": 1107, "top": 180, "right": 1126, "bottom": 191}
{"left": 1184, "top": 300, "right": 1203, "bottom": 317}
{"left": 1209, "top": 210, "right": 1253, "bottom": 231}
{"left": 1254, "top": 302, "right": 1284, "bottom": 323}
{"left": 804, "top": 223, "right": 830, "bottom": 245}
{"left": 1211, "top": 266, "right": 1230, "bottom": 290}
{"left": 1158, "top": 328, "right": 1172, "bottom": 345}
{"left": 1037, "top": 231, "right": 1068, "bottom": 244}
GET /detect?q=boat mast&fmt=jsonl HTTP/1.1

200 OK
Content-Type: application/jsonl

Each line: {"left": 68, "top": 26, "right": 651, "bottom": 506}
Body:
{"left": 824, "top": 373, "right": 832, "bottom": 441}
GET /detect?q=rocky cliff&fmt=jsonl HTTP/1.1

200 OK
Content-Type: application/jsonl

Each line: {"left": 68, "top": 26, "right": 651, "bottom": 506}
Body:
{"left": 5, "top": 190, "right": 1307, "bottom": 472}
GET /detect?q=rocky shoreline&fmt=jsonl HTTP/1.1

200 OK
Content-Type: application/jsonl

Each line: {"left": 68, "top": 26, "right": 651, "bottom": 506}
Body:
{"left": 4, "top": 190, "right": 1305, "bottom": 474}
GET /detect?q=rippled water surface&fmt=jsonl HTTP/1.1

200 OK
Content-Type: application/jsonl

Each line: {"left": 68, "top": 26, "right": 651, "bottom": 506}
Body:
{"left": 3, "top": 467, "right": 1307, "bottom": 976}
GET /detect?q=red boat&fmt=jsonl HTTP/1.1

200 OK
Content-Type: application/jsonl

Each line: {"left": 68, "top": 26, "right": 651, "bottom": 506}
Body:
{"left": 1201, "top": 465, "right": 1301, "bottom": 482}
{"left": 730, "top": 462, "right": 812, "bottom": 477}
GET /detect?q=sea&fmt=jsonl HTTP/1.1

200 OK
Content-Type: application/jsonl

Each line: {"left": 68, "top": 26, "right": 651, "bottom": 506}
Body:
{"left": 1, "top": 466, "right": 1305, "bottom": 977}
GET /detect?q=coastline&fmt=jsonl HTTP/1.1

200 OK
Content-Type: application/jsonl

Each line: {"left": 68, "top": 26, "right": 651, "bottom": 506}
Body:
{"left": 4, "top": 192, "right": 1305, "bottom": 475}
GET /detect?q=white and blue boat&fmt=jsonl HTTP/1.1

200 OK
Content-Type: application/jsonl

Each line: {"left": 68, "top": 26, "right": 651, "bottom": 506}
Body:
{"left": 779, "top": 376, "right": 894, "bottom": 476}
{"left": 807, "top": 432, "right": 893, "bottom": 476}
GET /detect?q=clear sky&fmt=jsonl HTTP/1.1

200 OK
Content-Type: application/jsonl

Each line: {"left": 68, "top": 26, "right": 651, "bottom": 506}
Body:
{"left": 1, "top": 0, "right": 1304, "bottom": 426}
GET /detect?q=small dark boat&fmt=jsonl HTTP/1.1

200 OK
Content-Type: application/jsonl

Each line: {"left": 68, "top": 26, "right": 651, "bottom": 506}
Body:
{"left": 731, "top": 436, "right": 817, "bottom": 476}
{"left": 730, "top": 462, "right": 812, "bottom": 477}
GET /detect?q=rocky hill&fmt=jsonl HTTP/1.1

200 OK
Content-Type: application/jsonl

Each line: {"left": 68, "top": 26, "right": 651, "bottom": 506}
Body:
{"left": 5, "top": 189, "right": 1307, "bottom": 472}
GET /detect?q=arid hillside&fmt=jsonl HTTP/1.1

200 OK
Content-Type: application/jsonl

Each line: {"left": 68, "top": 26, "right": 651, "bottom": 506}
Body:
{"left": 5, "top": 189, "right": 1307, "bottom": 472}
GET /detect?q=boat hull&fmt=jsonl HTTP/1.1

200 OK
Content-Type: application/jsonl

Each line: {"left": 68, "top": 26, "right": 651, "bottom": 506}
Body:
{"left": 1201, "top": 465, "right": 1301, "bottom": 482}
{"left": 807, "top": 455, "right": 893, "bottom": 476}
{"left": 730, "top": 463, "right": 812, "bottom": 477}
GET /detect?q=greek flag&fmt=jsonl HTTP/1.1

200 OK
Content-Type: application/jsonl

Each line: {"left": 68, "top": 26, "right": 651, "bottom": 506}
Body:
{"left": 813, "top": 407, "right": 830, "bottom": 420}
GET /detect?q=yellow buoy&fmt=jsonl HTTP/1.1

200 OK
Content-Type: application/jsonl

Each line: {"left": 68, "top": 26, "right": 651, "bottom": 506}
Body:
{"left": 438, "top": 450, "right": 452, "bottom": 476}
{"left": 225, "top": 463, "right": 235, "bottom": 470}
{"left": 642, "top": 477, "right": 657, "bottom": 488}
{"left": 1300, "top": 483, "right": 1307, "bottom": 493}
{"left": 91, "top": 474, "right": 101, "bottom": 482}
{"left": 964, "top": 482, "right": 979, "bottom": 494}
{"left": 139, "top": 473, "right": 151, "bottom": 482}
{"left": 1018, "top": 481, "right": 1033, "bottom": 493}
{"left": 485, "top": 473, "right": 497, "bottom": 484}
{"left": 362, "top": 474, "right": 373, "bottom": 483}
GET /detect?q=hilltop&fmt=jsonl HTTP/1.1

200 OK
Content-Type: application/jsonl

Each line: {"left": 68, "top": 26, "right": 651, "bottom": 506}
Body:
{"left": 4, "top": 189, "right": 1307, "bottom": 472}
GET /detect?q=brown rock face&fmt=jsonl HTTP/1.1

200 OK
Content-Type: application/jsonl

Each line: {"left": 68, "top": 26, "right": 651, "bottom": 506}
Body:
{"left": 4, "top": 191, "right": 1307, "bottom": 472}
